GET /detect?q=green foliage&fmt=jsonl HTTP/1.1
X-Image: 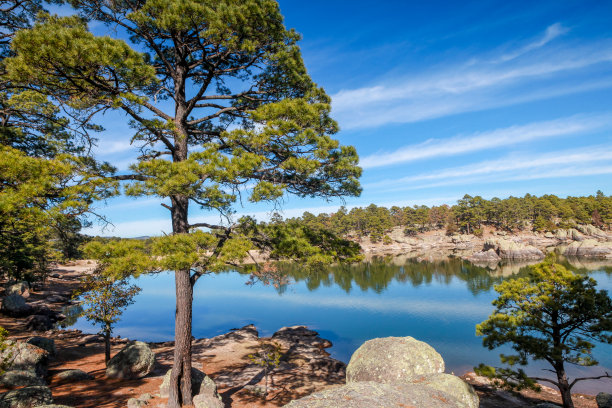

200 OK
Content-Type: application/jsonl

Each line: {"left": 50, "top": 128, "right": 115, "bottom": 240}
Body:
{"left": 76, "top": 269, "right": 141, "bottom": 364}
{"left": 280, "top": 192, "right": 612, "bottom": 242}
{"left": 475, "top": 254, "right": 612, "bottom": 407}
{"left": 247, "top": 342, "right": 282, "bottom": 398}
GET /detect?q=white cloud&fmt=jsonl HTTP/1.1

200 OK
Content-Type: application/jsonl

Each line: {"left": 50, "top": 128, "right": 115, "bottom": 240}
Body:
{"left": 96, "top": 140, "right": 135, "bottom": 154}
{"left": 331, "top": 32, "right": 612, "bottom": 129}
{"left": 360, "top": 114, "right": 610, "bottom": 168}
{"left": 367, "top": 146, "right": 612, "bottom": 192}
{"left": 497, "top": 23, "right": 569, "bottom": 62}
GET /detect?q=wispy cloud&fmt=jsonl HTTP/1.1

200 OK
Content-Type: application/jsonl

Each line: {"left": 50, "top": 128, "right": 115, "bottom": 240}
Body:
{"left": 497, "top": 23, "right": 569, "bottom": 62}
{"left": 360, "top": 114, "right": 610, "bottom": 168}
{"left": 367, "top": 146, "right": 612, "bottom": 192}
{"left": 95, "top": 140, "right": 135, "bottom": 154}
{"left": 331, "top": 25, "right": 612, "bottom": 129}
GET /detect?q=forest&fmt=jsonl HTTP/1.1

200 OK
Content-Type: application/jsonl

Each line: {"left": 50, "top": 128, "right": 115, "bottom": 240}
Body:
{"left": 282, "top": 192, "right": 612, "bottom": 242}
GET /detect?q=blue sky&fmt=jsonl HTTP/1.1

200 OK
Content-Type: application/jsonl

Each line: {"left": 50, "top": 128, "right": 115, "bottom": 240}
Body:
{"left": 81, "top": 0, "right": 612, "bottom": 237}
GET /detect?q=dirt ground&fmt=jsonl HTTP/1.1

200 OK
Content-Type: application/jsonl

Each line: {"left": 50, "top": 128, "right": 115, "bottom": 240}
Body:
{"left": 0, "top": 261, "right": 604, "bottom": 407}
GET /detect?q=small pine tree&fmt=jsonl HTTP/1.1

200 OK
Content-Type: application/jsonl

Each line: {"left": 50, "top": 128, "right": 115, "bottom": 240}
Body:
{"left": 77, "top": 270, "right": 141, "bottom": 364}
{"left": 247, "top": 342, "right": 282, "bottom": 398}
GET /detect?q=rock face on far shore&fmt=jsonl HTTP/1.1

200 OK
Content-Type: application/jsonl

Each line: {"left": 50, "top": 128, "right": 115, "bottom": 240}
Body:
{"left": 484, "top": 238, "right": 544, "bottom": 260}
{"left": 105, "top": 341, "right": 155, "bottom": 379}
{"left": 284, "top": 336, "right": 478, "bottom": 408}
{"left": 563, "top": 239, "right": 612, "bottom": 258}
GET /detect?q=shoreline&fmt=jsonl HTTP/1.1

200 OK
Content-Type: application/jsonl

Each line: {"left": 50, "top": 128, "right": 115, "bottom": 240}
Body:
{"left": 0, "top": 261, "right": 608, "bottom": 407}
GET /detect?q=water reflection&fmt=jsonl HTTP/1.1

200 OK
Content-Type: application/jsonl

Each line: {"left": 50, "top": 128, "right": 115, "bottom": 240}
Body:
{"left": 235, "top": 254, "right": 612, "bottom": 297}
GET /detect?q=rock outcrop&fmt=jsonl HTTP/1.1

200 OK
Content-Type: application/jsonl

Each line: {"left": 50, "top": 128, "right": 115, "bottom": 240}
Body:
{"left": 484, "top": 238, "right": 544, "bottom": 260}
{"left": 1, "top": 341, "right": 49, "bottom": 377}
{"left": 105, "top": 341, "right": 155, "bottom": 379}
{"left": 467, "top": 249, "right": 501, "bottom": 263}
{"left": 0, "top": 386, "right": 53, "bottom": 408}
{"left": 1, "top": 293, "right": 32, "bottom": 317}
{"left": 563, "top": 239, "right": 612, "bottom": 258}
{"left": 284, "top": 336, "right": 478, "bottom": 408}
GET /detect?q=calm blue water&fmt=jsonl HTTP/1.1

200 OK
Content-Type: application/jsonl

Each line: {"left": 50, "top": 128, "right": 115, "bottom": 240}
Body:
{"left": 66, "top": 256, "right": 612, "bottom": 393}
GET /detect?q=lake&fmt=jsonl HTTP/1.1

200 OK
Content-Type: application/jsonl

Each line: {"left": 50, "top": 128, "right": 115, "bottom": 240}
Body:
{"left": 66, "top": 255, "right": 612, "bottom": 393}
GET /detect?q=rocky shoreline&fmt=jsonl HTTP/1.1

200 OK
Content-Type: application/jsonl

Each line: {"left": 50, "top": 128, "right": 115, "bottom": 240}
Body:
{"left": 0, "top": 262, "right": 608, "bottom": 407}
{"left": 357, "top": 225, "right": 612, "bottom": 262}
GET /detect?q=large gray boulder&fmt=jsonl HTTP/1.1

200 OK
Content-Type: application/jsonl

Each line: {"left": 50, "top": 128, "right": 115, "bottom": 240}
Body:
{"left": 55, "top": 369, "right": 93, "bottom": 383}
{"left": 0, "top": 341, "right": 49, "bottom": 377}
{"left": 106, "top": 341, "right": 155, "bottom": 379}
{"left": 597, "top": 392, "right": 612, "bottom": 408}
{"left": 159, "top": 367, "right": 218, "bottom": 400}
{"left": 193, "top": 393, "right": 224, "bottom": 408}
{"left": 346, "top": 336, "right": 444, "bottom": 383}
{"left": 412, "top": 373, "right": 478, "bottom": 408}
{"left": 5, "top": 282, "right": 30, "bottom": 298}
{"left": 0, "top": 386, "right": 53, "bottom": 408}
{"left": 287, "top": 336, "right": 478, "bottom": 408}
{"left": 1, "top": 293, "right": 32, "bottom": 317}
{"left": 26, "top": 337, "right": 56, "bottom": 357}
{"left": 0, "top": 370, "right": 45, "bottom": 387}
{"left": 283, "top": 381, "right": 462, "bottom": 408}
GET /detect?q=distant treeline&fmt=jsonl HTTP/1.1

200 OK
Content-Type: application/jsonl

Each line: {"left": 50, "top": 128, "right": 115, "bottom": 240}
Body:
{"left": 284, "top": 191, "right": 611, "bottom": 242}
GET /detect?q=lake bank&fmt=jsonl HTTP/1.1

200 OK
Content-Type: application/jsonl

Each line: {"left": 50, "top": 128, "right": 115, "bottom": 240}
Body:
{"left": 1, "top": 259, "right": 610, "bottom": 407}
{"left": 355, "top": 225, "right": 612, "bottom": 262}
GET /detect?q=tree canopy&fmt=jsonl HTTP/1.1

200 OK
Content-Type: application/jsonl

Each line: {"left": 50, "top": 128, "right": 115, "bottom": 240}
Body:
{"left": 5, "top": 1, "right": 361, "bottom": 405}
{"left": 475, "top": 255, "right": 612, "bottom": 408}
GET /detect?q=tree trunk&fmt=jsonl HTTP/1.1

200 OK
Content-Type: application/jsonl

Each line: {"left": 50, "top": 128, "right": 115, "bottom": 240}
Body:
{"left": 168, "top": 195, "right": 194, "bottom": 408}
{"left": 104, "top": 325, "right": 111, "bottom": 365}
{"left": 556, "top": 364, "right": 574, "bottom": 408}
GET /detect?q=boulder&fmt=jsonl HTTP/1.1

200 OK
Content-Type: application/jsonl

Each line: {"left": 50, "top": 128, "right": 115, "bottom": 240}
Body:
{"left": 0, "top": 370, "right": 45, "bottom": 387}
{"left": 105, "top": 341, "right": 155, "bottom": 379}
{"left": 555, "top": 229, "right": 569, "bottom": 240}
{"left": 411, "top": 373, "right": 478, "bottom": 408}
{"left": 597, "top": 392, "right": 612, "bottom": 408}
{"left": 568, "top": 228, "right": 585, "bottom": 241}
{"left": 26, "top": 337, "right": 56, "bottom": 356}
{"left": 484, "top": 239, "right": 544, "bottom": 260}
{"left": 193, "top": 393, "right": 224, "bottom": 408}
{"left": 160, "top": 367, "right": 218, "bottom": 399}
{"left": 0, "top": 386, "right": 53, "bottom": 408}
{"left": 5, "top": 282, "right": 30, "bottom": 298}
{"left": 55, "top": 369, "right": 93, "bottom": 383}
{"left": 0, "top": 341, "right": 49, "bottom": 377}
{"left": 24, "top": 315, "right": 53, "bottom": 331}
{"left": 563, "top": 239, "right": 612, "bottom": 258}
{"left": 468, "top": 249, "right": 501, "bottom": 262}
{"left": 272, "top": 326, "right": 332, "bottom": 349}
{"left": 37, "top": 406, "right": 74, "bottom": 408}
{"left": 346, "top": 336, "right": 444, "bottom": 383}
{"left": 283, "top": 381, "right": 462, "bottom": 408}
{"left": 1, "top": 293, "right": 32, "bottom": 317}
{"left": 575, "top": 224, "right": 608, "bottom": 239}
